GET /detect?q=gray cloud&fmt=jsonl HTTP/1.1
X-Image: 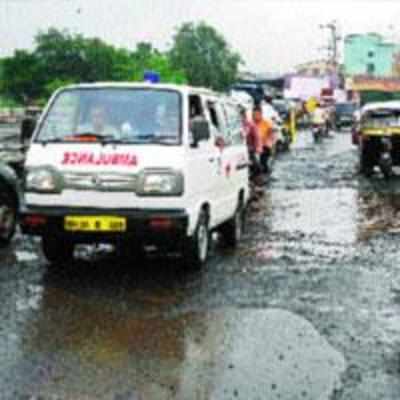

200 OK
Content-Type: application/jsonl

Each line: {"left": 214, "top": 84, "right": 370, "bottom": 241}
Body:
{"left": 1, "top": 0, "right": 400, "bottom": 73}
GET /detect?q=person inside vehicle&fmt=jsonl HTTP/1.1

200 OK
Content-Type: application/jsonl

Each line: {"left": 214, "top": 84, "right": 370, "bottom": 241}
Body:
{"left": 188, "top": 96, "right": 209, "bottom": 146}
{"left": 253, "top": 106, "right": 274, "bottom": 174}
{"left": 79, "top": 104, "right": 118, "bottom": 137}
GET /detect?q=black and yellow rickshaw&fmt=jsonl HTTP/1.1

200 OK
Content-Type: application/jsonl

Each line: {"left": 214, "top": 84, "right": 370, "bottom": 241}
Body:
{"left": 359, "top": 101, "right": 400, "bottom": 178}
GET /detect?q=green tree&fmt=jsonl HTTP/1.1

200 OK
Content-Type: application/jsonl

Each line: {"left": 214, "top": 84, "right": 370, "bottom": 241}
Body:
{"left": 43, "top": 78, "right": 77, "bottom": 99}
{"left": 1, "top": 28, "right": 188, "bottom": 104}
{"left": 130, "top": 42, "right": 186, "bottom": 84}
{"left": 1, "top": 50, "right": 43, "bottom": 103}
{"left": 34, "top": 28, "right": 131, "bottom": 83}
{"left": 170, "top": 22, "right": 242, "bottom": 90}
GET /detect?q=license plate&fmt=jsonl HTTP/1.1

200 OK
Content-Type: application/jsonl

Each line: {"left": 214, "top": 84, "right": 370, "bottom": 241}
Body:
{"left": 64, "top": 216, "right": 127, "bottom": 232}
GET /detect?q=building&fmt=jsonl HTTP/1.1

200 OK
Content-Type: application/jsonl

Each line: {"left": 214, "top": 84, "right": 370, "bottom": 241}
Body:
{"left": 344, "top": 33, "right": 400, "bottom": 77}
{"left": 294, "top": 60, "right": 336, "bottom": 77}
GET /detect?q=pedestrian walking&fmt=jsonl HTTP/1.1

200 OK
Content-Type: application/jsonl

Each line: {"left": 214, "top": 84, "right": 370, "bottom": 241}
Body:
{"left": 252, "top": 106, "right": 274, "bottom": 174}
{"left": 240, "top": 107, "right": 262, "bottom": 181}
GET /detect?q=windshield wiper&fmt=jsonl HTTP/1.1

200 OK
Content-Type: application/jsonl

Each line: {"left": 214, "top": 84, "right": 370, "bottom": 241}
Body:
{"left": 147, "top": 136, "right": 179, "bottom": 145}
{"left": 99, "top": 137, "right": 141, "bottom": 145}
{"left": 130, "top": 134, "right": 178, "bottom": 145}
{"left": 38, "top": 132, "right": 118, "bottom": 145}
{"left": 38, "top": 137, "right": 64, "bottom": 145}
{"left": 68, "top": 132, "right": 114, "bottom": 141}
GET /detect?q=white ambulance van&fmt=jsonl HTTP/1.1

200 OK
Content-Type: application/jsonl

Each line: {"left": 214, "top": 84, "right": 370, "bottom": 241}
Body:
{"left": 21, "top": 83, "right": 249, "bottom": 267}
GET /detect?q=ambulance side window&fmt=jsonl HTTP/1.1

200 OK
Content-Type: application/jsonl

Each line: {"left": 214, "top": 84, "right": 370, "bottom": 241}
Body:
{"left": 226, "top": 104, "right": 243, "bottom": 145}
{"left": 206, "top": 101, "right": 220, "bottom": 130}
{"left": 216, "top": 103, "right": 231, "bottom": 146}
{"left": 222, "top": 103, "right": 242, "bottom": 146}
{"left": 189, "top": 94, "right": 208, "bottom": 146}
{"left": 189, "top": 95, "right": 204, "bottom": 119}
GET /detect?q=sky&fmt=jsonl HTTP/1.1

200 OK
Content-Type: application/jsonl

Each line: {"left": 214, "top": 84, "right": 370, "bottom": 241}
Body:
{"left": 1, "top": 0, "right": 400, "bottom": 73}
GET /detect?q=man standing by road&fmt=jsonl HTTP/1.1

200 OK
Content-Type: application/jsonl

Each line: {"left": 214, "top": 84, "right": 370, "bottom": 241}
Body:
{"left": 240, "top": 107, "right": 261, "bottom": 181}
{"left": 253, "top": 106, "right": 274, "bottom": 174}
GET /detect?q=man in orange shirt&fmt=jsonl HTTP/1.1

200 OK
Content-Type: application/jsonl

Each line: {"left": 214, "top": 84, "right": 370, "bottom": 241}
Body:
{"left": 252, "top": 106, "right": 274, "bottom": 174}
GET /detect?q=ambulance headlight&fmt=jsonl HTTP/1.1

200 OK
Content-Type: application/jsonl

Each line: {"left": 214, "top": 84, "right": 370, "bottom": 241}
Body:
{"left": 25, "top": 167, "right": 62, "bottom": 193}
{"left": 137, "top": 170, "right": 184, "bottom": 196}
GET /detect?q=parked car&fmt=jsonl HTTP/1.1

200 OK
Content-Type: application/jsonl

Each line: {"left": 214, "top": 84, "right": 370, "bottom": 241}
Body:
{"left": 20, "top": 83, "right": 250, "bottom": 267}
{"left": 272, "top": 99, "right": 290, "bottom": 120}
{"left": 0, "top": 161, "right": 20, "bottom": 247}
{"left": 334, "top": 102, "right": 357, "bottom": 130}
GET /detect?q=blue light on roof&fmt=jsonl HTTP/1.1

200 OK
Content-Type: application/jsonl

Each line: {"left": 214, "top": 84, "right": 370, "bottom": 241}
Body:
{"left": 144, "top": 71, "right": 160, "bottom": 83}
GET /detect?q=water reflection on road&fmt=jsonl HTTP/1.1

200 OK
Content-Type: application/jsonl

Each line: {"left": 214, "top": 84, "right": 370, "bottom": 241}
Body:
{"left": 3, "top": 131, "right": 400, "bottom": 399}
{"left": 357, "top": 189, "right": 400, "bottom": 240}
{"left": 4, "top": 265, "right": 345, "bottom": 399}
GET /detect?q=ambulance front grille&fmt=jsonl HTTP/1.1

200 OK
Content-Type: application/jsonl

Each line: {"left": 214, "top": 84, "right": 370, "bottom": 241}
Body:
{"left": 63, "top": 172, "right": 138, "bottom": 192}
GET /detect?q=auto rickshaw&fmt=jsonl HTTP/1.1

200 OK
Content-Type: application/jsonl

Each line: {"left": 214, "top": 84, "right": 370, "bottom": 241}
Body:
{"left": 358, "top": 101, "right": 400, "bottom": 178}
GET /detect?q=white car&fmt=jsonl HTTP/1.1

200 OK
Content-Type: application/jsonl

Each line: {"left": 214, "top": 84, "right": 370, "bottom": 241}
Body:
{"left": 20, "top": 83, "right": 250, "bottom": 267}
{"left": 260, "top": 101, "right": 287, "bottom": 152}
{"left": 230, "top": 90, "right": 254, "bottom": 115}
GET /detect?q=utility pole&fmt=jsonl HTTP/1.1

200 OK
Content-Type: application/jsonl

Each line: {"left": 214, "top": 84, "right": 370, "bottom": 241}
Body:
{"left": 319, "top": 21, "right": 341, "bottom": 73}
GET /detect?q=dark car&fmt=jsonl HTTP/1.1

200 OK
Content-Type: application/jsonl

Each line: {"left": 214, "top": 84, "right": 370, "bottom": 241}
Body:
{"left": 0, "top": 161, "right": 20, "bottom": 246}
{"left": 334, "top": 102, "right": 357, "bottom": 130}
{"left": 20, "top": 106, "right": 42, "bottom": 145}
{"left": 230, "top": 83, "right": 265, "bottom": 104}
{"left": 272, "top": 99, "right": 290, "bottom": 119}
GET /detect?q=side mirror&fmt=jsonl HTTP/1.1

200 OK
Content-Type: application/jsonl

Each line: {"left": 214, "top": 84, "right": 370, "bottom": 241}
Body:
{"left": 191, "top": 118, "right": 210, "bottom": 146}
{"left": 21, "top": 117, "right": 37, "bottom": 143}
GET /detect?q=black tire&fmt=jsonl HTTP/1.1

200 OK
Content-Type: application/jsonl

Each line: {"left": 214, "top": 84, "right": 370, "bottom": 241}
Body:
{"left": 380, "top": 162, "right": 393, "bottom": 180}
{"left": 183, "top": 210, "right": 210, "bottom": 269}
{"left": 42, "top": 236, "right": 75, "bottom": 265}
{"left": 360, "top": 145, "right": 374, "bottom": 177}
{"left": 381, "top": 167, "right": 392, "bottom": 180}
{"left": 220, "top": 200, "right": 245, "bottom": 248}
{"left": 0, "top": 186, "right": 17, "bottom": 247}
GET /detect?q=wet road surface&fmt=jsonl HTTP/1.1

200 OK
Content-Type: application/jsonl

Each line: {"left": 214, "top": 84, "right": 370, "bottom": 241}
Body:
{"left": 1, "top": 128, "right": 400, "bottom": 399}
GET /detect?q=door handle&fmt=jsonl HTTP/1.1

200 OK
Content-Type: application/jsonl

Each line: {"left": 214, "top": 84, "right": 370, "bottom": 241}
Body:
{"left": 209, "top": 157, "right": 215, "bottom": 162}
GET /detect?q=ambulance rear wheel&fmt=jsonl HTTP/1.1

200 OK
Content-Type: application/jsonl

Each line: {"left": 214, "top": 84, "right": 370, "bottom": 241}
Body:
{"left": 220, "top": 200, "right": 245, "bottom": 248}
{"left": 42, "top": 236, "right": 75, "bottom": 265}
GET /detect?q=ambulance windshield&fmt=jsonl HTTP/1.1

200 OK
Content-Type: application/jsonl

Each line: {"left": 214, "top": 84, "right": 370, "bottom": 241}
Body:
{"left": 36, "top": 87, "right": 182, "bottom": 145}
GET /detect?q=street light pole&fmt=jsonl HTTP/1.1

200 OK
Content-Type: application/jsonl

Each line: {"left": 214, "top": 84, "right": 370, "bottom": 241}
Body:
{"left": 320, "top": 21, "right": 341, "bottom": 73}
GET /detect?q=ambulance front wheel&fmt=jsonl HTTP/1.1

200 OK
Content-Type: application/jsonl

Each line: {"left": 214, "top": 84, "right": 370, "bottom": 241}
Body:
{"left": 183, "top": 210, "right": 210, "bottom": 269}
{"left": 42, "top": 236, "right": 75, "bottom": 265}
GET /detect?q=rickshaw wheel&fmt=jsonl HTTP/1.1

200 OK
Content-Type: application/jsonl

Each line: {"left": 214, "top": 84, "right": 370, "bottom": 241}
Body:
{"left": 360, "top": 142, "right": 374, "bottom": 177}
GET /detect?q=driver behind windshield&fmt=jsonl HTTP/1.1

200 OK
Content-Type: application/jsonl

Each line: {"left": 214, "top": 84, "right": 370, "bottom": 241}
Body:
{"left": 78, "top": 104, "right": 118, "bottom": 137}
